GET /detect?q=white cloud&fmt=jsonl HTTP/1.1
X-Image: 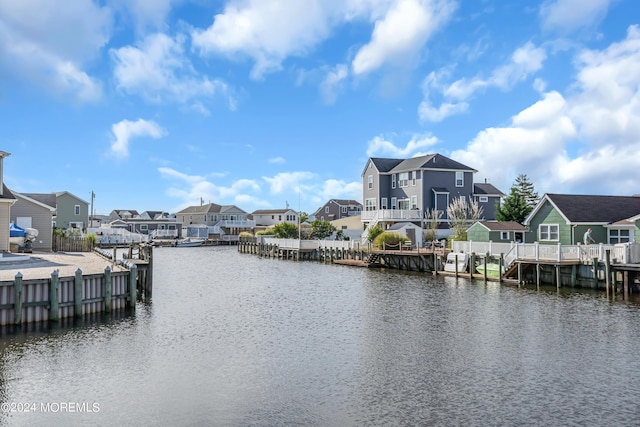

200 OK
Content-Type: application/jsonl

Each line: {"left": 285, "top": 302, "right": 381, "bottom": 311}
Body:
{"left": 318, "top": 179, "right": 362, "bottom": 203}
{"left": 191, "top": 0, "right": 335, "bottom": 80}
{"left": 111, "top": 0, "right": 175, "bottom": 34}
{"left": 263, "top": 171, "right": 317, "bottom": 194}
{"left": 366, "top": 133, "right": 439, "bottom": 157}
{"left": 352, "top": 0, "right": 455, "bottom": 75}
{"left": 111, "top": 32, "right": 232, "bottom": 108}
{"left": 419, "top": 42, "right": 547, "bottom": 121}
{"left": 268, "top": 157, "right": 286, "bottom": 164}
{"left": 320, "top": 64, "right": 349, "bottom": 104}
{"left": 452, "top": 26, "right": 640, "bottom": 197}
{"left": 0, "top": 0, "right": 110, "bottom": 102}
{"left": 539, "top": 0, "right": 610, "bottom": 33}
{"left": 110, "top": 119, "right": 167, "bottom": 159}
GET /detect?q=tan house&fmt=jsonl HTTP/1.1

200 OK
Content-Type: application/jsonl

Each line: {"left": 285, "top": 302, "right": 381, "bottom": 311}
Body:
{"left": 0, "top": 151, "right": 17, "bottom": 252}
{"left": 251, "top": 209, "right": 299, "bottom": 229}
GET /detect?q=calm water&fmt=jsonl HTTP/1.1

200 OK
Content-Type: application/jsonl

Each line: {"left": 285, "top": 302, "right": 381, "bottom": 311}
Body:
{"left": 1, "top": 246, "right": 639, "bottom": 426}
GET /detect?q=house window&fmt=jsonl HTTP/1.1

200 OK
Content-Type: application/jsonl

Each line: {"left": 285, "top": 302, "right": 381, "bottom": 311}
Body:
{"left": 398, "top": 199, "right": 410, "bottom": 210}
{"left": 279, "top": 215, "right": 282, "bottom": 221}
{"left": 325, "top": 207, "right": 329, "bottom": 213}
{"left": 411, "top": 196, "right": 417, "bottom": 209}
{"left": 500, "top": 231, "right": 509, "bottom": 240}
{"left": 381, "top": 198, "right": 388, "bottom": 209}
{"left": 479, "top": 196, "right": 488, "bottom": 203}
{"left": 609, "top": 229, "right": 630, "bottom": 244}
{"left": 412, "top": 172, "right": 416, "bottom": 186}
{"left": 368, "top": 175, "right": 373, "bottom": 189}
{"left": 455, "top": 172, "right": 464, "bottom": 187}
{"left": 341, "top": 206, "right": 347, "bottom": 214}
{"left": 391, "top": 197, "right": 397, "bottom": 209}
{"left": 539, "top": 224, "right": 559, "bottom": 241}
{"left": 365, "top": 198, "right": 377, "bottom": 211}
{"left": 392, "top": 174, "right": 396, "bottom": 189}
{"left": 399, "top": 172, "right": 409, "bottom": 187}
{"left": 74, "top": 205, "right": 80, "bottom": 215}
{"left": 141, "top": 225, "right": 148, "bottom": 230}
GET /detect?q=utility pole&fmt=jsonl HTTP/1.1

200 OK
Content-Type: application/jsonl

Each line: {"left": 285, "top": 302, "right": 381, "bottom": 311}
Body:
{"left": 90, "top": 191, "right": 95, "bottom": 228}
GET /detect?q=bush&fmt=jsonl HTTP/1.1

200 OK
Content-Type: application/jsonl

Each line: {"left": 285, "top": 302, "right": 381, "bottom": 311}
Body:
{"left": 366, "top": 225, "right": 384, "bottom": 243}
{"left": 372, "top": 232, "right": 409, "bottom": 250}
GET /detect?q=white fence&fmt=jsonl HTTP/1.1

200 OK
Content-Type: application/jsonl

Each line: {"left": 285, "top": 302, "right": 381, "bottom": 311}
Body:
{"left": 451, "top": 241, "right": 636, "bottom": 266}
{"left": 262, "top": 238, "right": 361, "bottom": 251}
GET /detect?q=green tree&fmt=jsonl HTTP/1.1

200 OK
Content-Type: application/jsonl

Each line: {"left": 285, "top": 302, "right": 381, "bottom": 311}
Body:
{"left": 366, "top": 225, "right": 384, "bottom": 243}
{"left": 514, "top": 174, "right": 539, "bottom": 209}
{"left": 495, "top": 174, "right": 538, "bottom": 223}
{"left": 298, "top": 211, "right": 309, "bottom": 223}
{"left": 272, "top": 222, "right": 299, "bottom": 238}
{"left": 495, "top": 187, "right": 531, "bottom": 224}
{"left": 310, "top": 219, "right": 336, "bottom": 239}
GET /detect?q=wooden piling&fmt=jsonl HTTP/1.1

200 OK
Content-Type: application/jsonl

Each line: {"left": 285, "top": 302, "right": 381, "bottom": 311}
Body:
{"left": 104, "top": 266, "right": 112, "bottom": 313}
{"left": 14, "top": 273, "right": 23, "bottom": 325}
{"left": 49, "top": 270, "right": 59, "bottom": 321}
{"left": 129, "top": 264, "right": 137, "bottom": 309}
{"left": 74, "top": 268, "right": 83, "bottom": 317}
{"left": 604, "top": 250, "right": 611, "bottom": 294}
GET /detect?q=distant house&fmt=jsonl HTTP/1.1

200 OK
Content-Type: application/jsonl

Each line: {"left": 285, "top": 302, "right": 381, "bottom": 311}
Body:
{"left": 252, "top": 209, "right": 298, "bottom": 228}
{"left": 361, "top": 154, "right": 503, "bottom": 234}
{"left": 330, "top": 214, "right": 364, "bottom": 241}
{"left": 175, "top": 203, "right": 255, "bottom": 242}
{"left": 0, "top": 151, "right": 17, "bottom": 252}
{"left": 523, "top": 193, "right": 640, "bottom": 245}
{"left": 10, "top": 192, "right": 56, "bottom": 251}
{"left": 103, "top": 210, "right": 180, "bottom": 238}
{"left": 466, "top": 221, "right": 528, "bottom": 243}
{"left": 312, "top": 199, "right": 362, "bottom": 222}
{"left": 25, "top": 191, "right": 89, "bottom": 230}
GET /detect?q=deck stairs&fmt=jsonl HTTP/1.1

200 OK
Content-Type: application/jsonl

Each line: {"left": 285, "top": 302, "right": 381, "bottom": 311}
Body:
{"left": 366, "top": 253, "right": 381, "bottom": 266}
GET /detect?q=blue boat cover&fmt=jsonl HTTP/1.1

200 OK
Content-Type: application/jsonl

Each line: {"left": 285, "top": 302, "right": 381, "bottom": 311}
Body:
{"left": 10, "top": 223, "right": 25, "bottom": 237}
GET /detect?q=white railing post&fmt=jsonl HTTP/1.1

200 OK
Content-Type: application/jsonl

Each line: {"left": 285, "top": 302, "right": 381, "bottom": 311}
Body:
{"left": 535, "top": 242, "right": 539, "bottom": 261}
{"left": 598, "top": 243, "right": 604, "bottom": 262}
{"left": 557, "top": 242, "right": 562, "bottom": 262}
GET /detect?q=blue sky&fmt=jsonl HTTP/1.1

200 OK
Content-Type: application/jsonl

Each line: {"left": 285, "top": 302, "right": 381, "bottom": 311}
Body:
{"left": 2, "top": 0, "right": 639, "bottom": 216}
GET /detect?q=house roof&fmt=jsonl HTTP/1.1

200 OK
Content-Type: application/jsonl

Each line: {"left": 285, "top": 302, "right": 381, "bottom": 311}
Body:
{"left": 13, "top": 192, "right": 57, "bottom": 212}
{"left": 367, "top": 158, "right": 404, "bottom": 173}
{"left": 388, "top": 222, "right": 421, "bottom": 230}
{"left": 252, "top": 209, "right": 295, "bottom": 215}
{"left": 475, "top": 221, "right": 527, "bottom": 231}
{"left": 474, "top": 183, "right": 505, "bottom": 196}
{"left": 329, "top": 199, "right": 362, "bottom": 206}
{"left": 526, "top": 193, "right": 640, "bottom": 225}
{"left": 22, "top": 193, "right": 56, "bottom": 208}
{"left": 176, "top": 203, "right": 223, "bottom": 215}
{"left": 390, "top": 153, "right": 477, "bottom": 173}
{"left": 55, "top": 191, "right": 89, "bottom": 204}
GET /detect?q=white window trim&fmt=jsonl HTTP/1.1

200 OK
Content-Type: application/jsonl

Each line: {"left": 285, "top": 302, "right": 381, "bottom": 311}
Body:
{"left": 381, "top": 197, "right": 388, "bottom": 209}
{"left": 479, "top": 196, "right": 488, "bottom": 203}
{"left": 368, "top": 175, "right": 373, "bottom": 189}
{"left": 411, "top": 195, "right": 417, "bottom": 209}
{"left": 455, "top": 171, "right": 464, "bottom": 187}
{"left": 392, "top": 174, "right": 396, "bottom": 189}
{"left": 391, "top": 197, "right": 397, "bottom": 209}
{"left": 539, "top": 224, "right": 559, "bottom": 241}
{"left": 608, "top": 228, "right": 631, "bottom": 244}
{"left": 500, "top": 231, "right": 509, "bottom": 240}
{"left": 74, "top": 204, "right": 81, "bottom": 215}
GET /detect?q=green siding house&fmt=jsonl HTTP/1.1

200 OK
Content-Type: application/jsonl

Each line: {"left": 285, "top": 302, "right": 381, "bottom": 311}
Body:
{"left": 523, "top": 194, "right": 640, "bottom": 245}
{"left": 467, "top": 221, "right": 528, "bottom": 243}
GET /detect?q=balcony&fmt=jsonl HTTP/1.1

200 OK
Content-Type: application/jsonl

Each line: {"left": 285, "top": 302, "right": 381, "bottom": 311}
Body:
{"left": 216, "top": 219, "right": 256, "bottom": 228}
{"left": 361, "top": 209, "right": 424, "bottom": 222}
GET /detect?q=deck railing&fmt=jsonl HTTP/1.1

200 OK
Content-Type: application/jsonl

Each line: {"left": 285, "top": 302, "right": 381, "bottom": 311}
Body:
{"left": 361, "top": 209, "right": 424, "bottom": 222}
{"left": 451, "top": 241, "right": 634, "bottom": 266}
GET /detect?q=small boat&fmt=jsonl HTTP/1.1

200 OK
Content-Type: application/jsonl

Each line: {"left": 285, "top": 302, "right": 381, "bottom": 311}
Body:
{"left": 476, "top": 262, "right": 502, "bottom": 277}
{"left": 174, "top": 238, "right": 205, "bottom": 247}
{"left": 444, "top": 252, "right": 468, "bottom": 273}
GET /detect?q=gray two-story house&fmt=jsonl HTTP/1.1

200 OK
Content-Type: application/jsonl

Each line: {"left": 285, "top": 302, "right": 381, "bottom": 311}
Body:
{"left": 362, "top": 153, "right": 503, "bottom": 232}
{"left": 312, "top": 199, "right": 362, "bottom": 222}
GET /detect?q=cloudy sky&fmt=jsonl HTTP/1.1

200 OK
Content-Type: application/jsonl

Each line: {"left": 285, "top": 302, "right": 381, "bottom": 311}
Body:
{"left": 1, "top": 0, "right": 638, "bottom": 215}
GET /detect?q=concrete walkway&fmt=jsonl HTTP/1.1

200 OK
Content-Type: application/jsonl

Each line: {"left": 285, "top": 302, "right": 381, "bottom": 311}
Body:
{"left": 0, "top": 252, "right": 128, "bottom": 282}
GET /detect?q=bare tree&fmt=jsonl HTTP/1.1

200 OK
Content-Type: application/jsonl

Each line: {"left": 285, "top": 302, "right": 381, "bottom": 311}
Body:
{"left": 447, "top": 196, "right": 484, "bottom": 241}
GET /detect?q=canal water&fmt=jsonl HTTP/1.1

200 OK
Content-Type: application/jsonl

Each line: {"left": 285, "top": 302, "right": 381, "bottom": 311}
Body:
{"left": 1, "top": 246, "right": 639, "bottom": 426}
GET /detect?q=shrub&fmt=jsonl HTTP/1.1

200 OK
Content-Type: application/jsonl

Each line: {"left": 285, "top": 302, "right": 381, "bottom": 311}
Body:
{"left": 372, "top": 232, "right": 409, "bottom": 250}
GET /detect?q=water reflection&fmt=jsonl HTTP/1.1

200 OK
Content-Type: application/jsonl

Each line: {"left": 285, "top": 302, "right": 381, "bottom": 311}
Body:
{"left": 0, "top": 246, "right": 639, "bottom": 426}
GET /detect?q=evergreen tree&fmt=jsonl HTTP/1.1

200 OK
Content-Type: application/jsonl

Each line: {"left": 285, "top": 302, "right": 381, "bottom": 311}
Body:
{"left": 495, "top": 186, "right": 531, "bottom": 224}
{"left": 514, "top": 174, "right": 539, "bottom": 209}
{"left": 309, "top": 219, "right": 336, "bottom": 239}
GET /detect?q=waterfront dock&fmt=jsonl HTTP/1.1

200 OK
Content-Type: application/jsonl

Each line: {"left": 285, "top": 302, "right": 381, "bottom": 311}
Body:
{"left": 0, "top": 245, "right": 153, "bottom": 326}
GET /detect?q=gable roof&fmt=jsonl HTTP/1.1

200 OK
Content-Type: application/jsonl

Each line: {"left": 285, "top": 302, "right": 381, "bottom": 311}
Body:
{"left": 55, "top": 191, "right": 89, "bottom": 204}
{"left": 13, "top": 192, "right": 57, "bottom": 212}
{"left": 176, "top": 203, "right": 223, "bottom": 215}
{"left": 474, "top": 183, "right": 505, "bottom": 196}
{"left": 474, "top": 221, "right": 527, "bottom": 232}
{"left": 525, "top": 193, "right": 640, "bottom": 225}
{"left": 22, "top": 192, "right": 56, "bottom": 208}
